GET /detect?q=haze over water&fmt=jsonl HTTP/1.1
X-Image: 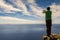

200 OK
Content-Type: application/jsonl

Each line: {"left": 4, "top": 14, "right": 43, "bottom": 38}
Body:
{"left": 0, "top": 24, "right": 59, "bottom": 40}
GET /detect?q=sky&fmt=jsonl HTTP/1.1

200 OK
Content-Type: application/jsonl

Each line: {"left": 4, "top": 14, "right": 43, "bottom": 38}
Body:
{"left": 0, "top": 0, "right": 60, "bottom": 24}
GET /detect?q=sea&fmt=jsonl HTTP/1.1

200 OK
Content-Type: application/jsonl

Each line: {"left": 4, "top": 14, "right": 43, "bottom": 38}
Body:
{"left": 0, "top": 24, "right": 60, "bottom": 40}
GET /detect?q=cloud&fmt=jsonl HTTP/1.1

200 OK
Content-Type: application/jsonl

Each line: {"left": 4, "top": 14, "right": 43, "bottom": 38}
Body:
{"left": 11, "top": 0, "right": 30, "bottom": 15}
{"left": 50, "top": 3, "right": 60, "bottom": 18}
{"left": 0, "top": 0, "right": 60, "bottom": 24}
{"left": 49, "top": 3, "right": 60, "bottom": 24}
{"left": 4, "top": 0, "right": 31, "bottom": 15}
{"left": 53, "top": 18, "right": 60, "bottom": 24}
{"left": 0, "top": 0, "right": 22, "bottom": 13}
{"left": 27, "top": 0, "right": 35, "bottom": 4}
{"left": 0, "top": 0, "right": 33, "bottom": 15}
{"left": 29, "top": 2, "right": 60, "bottom": 24}
{"left": 0, "top": 16, "right": 42, "bottom": 24}
{"left": 30, "top": 5, "right": 43, "bottom": 16}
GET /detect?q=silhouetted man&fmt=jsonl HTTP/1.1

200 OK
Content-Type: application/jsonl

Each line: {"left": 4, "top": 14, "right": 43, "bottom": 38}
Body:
{"left": 43, "top": 7, "right": 52, "bottom": 37}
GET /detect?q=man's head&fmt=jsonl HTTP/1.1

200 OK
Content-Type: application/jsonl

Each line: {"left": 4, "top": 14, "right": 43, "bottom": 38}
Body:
{"left": 47, "top": 7, "right": 50, "bottom": 11}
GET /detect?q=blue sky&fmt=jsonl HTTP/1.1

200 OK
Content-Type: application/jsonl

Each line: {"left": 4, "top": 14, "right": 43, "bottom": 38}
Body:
{"left": 0, "top": 0, "right": 60, "bottom": 24}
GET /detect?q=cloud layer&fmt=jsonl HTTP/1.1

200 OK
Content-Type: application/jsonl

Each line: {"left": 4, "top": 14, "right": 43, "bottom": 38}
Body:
{"left": 0, "top": 0, "right": 60, "bottom": 24}
{"left": 0, "top": 16, "right": 41, "bottom": 24}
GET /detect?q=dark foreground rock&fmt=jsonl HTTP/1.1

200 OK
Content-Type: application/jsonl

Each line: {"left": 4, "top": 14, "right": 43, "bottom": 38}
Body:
{"left": 42, "top": 34, "right": 60, "bottom": 40}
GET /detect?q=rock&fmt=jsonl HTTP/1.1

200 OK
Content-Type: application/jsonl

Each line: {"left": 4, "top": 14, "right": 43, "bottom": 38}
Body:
{"left": 42, "top": 34, "right": 60, "bottom": 40}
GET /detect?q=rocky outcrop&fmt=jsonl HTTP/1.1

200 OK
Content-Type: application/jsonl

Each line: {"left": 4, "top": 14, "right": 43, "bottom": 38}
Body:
{"left": 42, "top": 34, "right": 60, "bottom": 40}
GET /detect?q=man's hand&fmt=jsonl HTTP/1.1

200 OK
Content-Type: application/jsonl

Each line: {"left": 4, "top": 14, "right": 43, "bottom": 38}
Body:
{"left": 43, "top": 10, "right": 46, "bottom": 13}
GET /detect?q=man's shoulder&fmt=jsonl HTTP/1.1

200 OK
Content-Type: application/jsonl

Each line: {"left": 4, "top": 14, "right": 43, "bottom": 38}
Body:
{"left": 49, "top": 10, "right": 52, "bottom": 12}
{"left": 47, "top": 10, "right": 52, "bottom": 12}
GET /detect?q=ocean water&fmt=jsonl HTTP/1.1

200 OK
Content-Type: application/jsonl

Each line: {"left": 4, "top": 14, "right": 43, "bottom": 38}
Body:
{"left": 0, "top": 24, "right": 60, "bottom": 40}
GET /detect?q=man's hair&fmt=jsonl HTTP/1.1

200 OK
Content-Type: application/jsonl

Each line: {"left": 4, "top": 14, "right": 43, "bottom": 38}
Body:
{"left": 47, "top": 7, "right": 50, "bottom": 10}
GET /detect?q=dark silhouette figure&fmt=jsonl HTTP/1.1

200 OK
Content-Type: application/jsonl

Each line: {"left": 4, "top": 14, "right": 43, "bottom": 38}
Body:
{"left": 43, "top": 7, "right": 52, "bottom": 37}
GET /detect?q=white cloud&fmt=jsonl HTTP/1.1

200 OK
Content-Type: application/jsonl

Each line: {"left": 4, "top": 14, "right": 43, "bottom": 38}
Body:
{"left": 3, "top": 0, "right": 31, "bottom": 15}
{"left": 29, "top": 3, "right": 60, "bottom": 24}
{"left": 27, "top": 0, "right": 35, "bottom": 4}
{"left": 0, "top": 16, "right": 42, "bottom": 24}
{"left": 30, "top": 5, "right": 44, "bottom": 16}
{"left": 0, "top": 0, "right": 22, "bottom": 13}
{"left": 11, "top": 0, "right": 30, "bottom": 15}
{"left": 50, "top": 3, "right": 60, "bottom": 19}
{"left": 0, "top": 0, "right": 60, "bottom": 24}
{"left": 0, "top": 0, "right": 32, "bottom": 15}
{"left": 49, "top": 3, "right": 60, "bottom": 24}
